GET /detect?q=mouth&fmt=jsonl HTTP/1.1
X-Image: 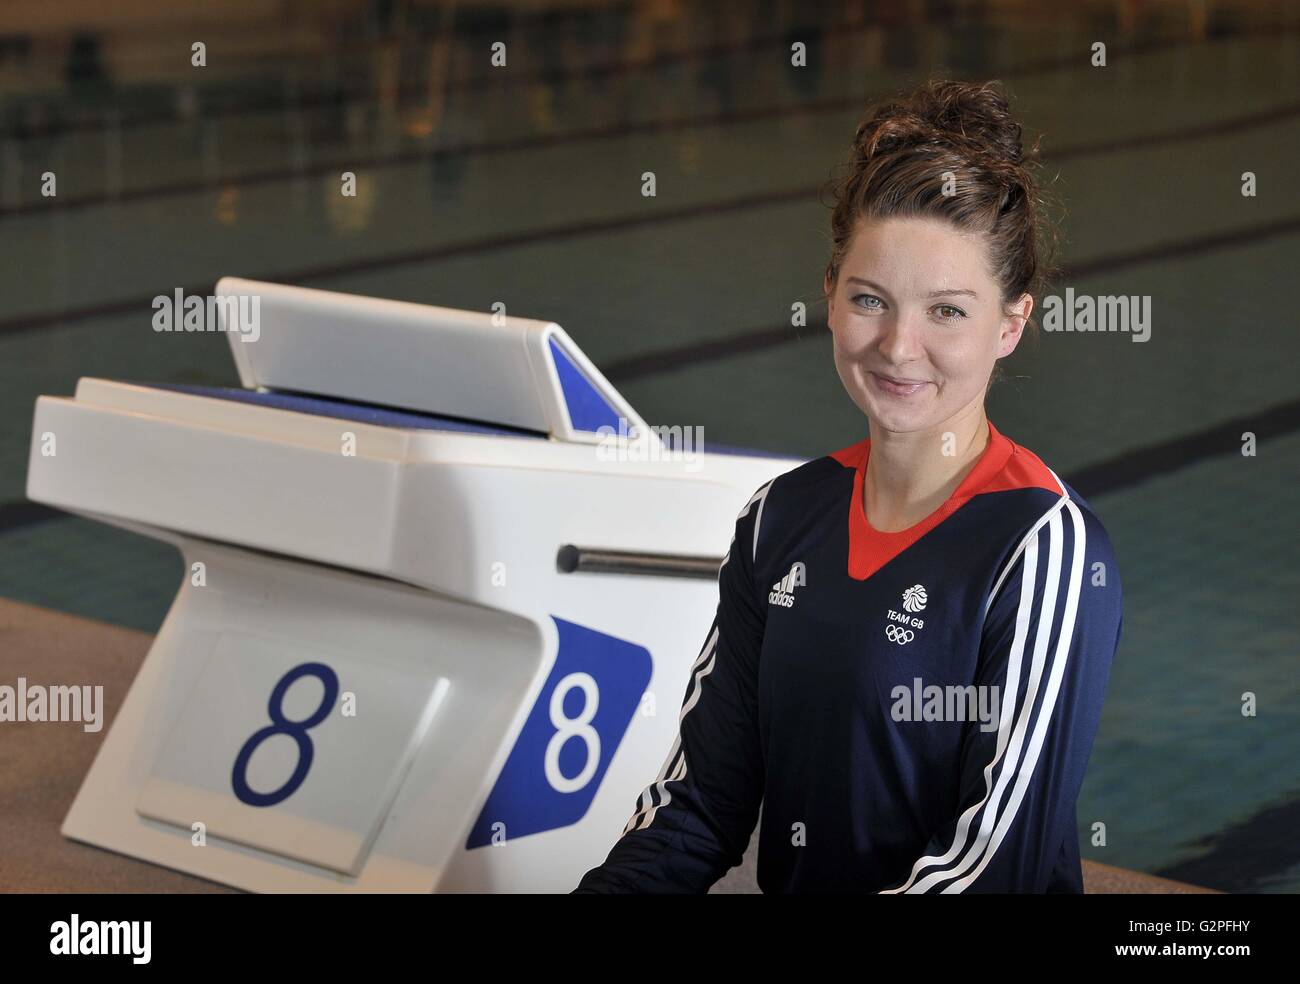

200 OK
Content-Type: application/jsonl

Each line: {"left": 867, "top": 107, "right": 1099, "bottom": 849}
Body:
{"left": 869, "top": 371, "right": 931, "bottom": 398}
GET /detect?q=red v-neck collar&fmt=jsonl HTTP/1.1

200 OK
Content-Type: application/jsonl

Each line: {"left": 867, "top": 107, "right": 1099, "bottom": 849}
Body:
{"left": 829, "top": 420, "right": 1060, "bottom": 581}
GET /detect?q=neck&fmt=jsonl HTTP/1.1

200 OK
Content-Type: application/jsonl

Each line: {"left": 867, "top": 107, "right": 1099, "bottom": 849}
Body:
{"left": 864, "top": 404, "right": 990, "bottom": 533}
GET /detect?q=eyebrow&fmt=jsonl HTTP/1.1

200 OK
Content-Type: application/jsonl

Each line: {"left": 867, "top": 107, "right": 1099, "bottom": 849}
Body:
{"left": 846, "top": 276, "right": 979, "bottom": 299}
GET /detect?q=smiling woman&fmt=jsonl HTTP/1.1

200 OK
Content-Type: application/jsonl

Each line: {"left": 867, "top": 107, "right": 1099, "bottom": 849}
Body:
{"left": 576, "top": 79, "right": 1124, "bottom": 894}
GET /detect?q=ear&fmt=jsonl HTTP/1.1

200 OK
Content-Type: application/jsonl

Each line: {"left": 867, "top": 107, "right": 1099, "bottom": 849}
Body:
{"left": 997, "top": 292, "right": 1033, "bottom": 358}
{"left": 824, "top": 269, "right": 836, "bottom": 325}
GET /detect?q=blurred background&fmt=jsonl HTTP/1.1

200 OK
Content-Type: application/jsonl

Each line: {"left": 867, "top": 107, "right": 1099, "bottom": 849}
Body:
{"left": 0, "top": 0, "right": 1296, "bottom": 892}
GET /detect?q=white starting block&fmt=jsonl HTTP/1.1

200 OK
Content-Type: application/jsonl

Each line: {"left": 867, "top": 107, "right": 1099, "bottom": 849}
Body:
{"left": 25, "top": 278, "right": 799, "bottom": 892}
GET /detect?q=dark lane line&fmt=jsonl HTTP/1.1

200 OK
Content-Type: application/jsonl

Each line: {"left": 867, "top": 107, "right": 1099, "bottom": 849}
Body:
{"left": 1062, "top": 215, "right": 1300, "bottom": 279}
{"left": 4, "top": 73, "right": 1294, "bottom": 221}
{"left": 1, "top": 188, "right": 1296, "bottom": 341}
{"left": 598, "top": 212, "right": 1300, "bottom": 382}
{"left": 1064, "top": 395, "right": 1300, "bottom": 500}
{"left": 1155, "top": 792, "right": 1300, "bottom": 894}
{"left": 0, "top": 183, "right": 823, "bottom": 338}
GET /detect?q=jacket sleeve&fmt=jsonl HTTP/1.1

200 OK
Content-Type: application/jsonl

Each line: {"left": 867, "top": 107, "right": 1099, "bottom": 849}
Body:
{"left": 879, "top": 496, "right": 1122, "bottom": 894}
{"left": 573, "top": 482, "right": 772, "bottom": 893}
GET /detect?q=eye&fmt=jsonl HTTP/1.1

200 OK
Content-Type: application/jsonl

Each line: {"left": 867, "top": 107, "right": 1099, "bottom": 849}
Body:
{"left": 851, "top": 293, "right": 885, "bottom": 311}
{"left": 934, "top": 304, "right": 966, "bottom": 321}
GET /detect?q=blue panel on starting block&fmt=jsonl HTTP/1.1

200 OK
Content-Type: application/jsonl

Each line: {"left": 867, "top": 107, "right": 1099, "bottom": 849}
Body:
{"left": 466, "top": 617, "right": 652, "bottom": 848}
{"left": 547, "top": 338, "right": 623, "bottom": 434}
{"left": 144, "top": 383, "right": 547, "bottom": 438}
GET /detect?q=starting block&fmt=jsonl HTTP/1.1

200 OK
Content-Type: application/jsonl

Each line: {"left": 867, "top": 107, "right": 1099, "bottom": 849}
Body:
{"left": 25, "top": 278, "right": 798, "bottom": 892}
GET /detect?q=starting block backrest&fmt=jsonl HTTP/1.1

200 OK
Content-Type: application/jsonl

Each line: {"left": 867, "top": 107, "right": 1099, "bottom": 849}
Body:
{"left": 218, "top": 277, "right": 649, "bottom": 445}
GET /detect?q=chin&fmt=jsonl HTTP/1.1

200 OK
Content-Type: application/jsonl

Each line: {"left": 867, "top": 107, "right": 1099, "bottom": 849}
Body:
{"left": 861, "top": 397, "right": 934, "bottom": 434}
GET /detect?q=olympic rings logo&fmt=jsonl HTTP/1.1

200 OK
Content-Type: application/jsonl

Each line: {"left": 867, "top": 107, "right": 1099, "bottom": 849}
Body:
{"left": 886, "top": 624, "right": 914, "bottom": 645}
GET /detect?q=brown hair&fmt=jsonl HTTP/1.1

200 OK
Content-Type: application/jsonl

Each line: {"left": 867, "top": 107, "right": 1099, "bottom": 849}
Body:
{"left": 823, "top": 79, "right": 1059, "bottom": 346}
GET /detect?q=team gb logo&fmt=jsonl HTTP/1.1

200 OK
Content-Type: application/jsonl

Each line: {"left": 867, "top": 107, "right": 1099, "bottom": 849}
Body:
{"left": 902, "top": 584, "right": 928, "bottom": 613}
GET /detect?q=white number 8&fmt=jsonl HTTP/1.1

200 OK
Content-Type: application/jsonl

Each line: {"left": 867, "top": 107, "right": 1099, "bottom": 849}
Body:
{"left": 544, "top": 672, "right": 601, "bottom": 793}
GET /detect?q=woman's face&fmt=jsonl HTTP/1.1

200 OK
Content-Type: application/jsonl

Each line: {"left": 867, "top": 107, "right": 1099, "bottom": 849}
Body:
{"left": 825, "top": 214, "right": 1032, "bottom": 437}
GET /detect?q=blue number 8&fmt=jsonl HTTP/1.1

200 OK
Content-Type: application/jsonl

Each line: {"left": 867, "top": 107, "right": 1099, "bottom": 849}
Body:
{"left": 232, "top": 662, "right": 339, "bottom": 807}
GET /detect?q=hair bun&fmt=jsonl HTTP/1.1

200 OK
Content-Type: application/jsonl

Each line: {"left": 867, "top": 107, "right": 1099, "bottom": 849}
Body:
{"left": 854, "top": 79, "right": 1026, "bottom": 170}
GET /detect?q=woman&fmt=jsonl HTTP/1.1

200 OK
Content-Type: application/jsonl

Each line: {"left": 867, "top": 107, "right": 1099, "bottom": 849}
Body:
{"left": 575, "top": 79, "right": 1123, "bottom": 893}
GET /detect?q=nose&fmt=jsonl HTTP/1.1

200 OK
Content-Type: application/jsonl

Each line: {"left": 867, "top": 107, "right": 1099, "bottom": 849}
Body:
{"left": 875, "top": 310, "right": 927, "bottom": 365}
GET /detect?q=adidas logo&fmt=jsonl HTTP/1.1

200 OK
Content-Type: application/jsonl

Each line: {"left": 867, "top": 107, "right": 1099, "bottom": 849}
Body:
{"left": 769, "top": 562, "right": 806, "bottom": 608}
